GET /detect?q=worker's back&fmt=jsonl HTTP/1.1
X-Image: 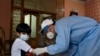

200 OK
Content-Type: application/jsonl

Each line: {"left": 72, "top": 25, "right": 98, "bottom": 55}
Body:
{"left": 55, "top": 16, "right": 100, "bottom": 56}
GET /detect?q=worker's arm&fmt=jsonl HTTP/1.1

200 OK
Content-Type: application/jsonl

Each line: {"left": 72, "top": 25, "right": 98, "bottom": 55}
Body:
{"left": 33, "top": 21, "right": 70, "bottom": 55}
{"left": 47, "top": 21, "right": 70, "bottom": 55}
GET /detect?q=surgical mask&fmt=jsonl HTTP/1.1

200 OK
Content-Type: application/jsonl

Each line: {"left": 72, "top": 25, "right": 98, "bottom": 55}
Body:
{"left": 20, "top": 34, "right": 29, "bottom": 41}
{"left": 46, "top": 32, "right": 54, "bottom": 39}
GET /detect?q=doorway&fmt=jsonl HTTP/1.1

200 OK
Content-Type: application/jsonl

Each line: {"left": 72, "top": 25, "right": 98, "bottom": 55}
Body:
{"left": 23, "top": 11, "right": 56, "bottom": 48}
{"left": 24, "top": 12, "right": 39, "bottom": 48}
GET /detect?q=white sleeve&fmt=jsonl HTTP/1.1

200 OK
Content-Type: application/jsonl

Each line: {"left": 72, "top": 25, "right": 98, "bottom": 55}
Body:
{"left": 18, "top": 41, "right": 31, "bottom": 52}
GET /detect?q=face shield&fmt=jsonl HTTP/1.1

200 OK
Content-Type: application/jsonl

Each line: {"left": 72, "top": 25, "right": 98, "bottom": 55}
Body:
{"left": 40, "top": 19, "right": 54, "bottom": 34}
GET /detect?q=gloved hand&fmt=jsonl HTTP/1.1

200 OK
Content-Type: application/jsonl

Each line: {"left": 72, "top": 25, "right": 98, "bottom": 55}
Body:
{"left": 33, "top": 47, "right": 48, "bottom": 56}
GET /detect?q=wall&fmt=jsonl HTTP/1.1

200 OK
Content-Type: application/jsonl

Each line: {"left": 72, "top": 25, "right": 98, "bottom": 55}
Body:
{"left": 0, "top": 0, "right": 11, "bottom": 40}
{"left": 85, "top": 0, "right": 100, "bottom": 22}
{"left": 64, "top": 0, "right": 85, "bottom": 16}
{"left": 56, "top": 0, "right": 65, "bottom": 19}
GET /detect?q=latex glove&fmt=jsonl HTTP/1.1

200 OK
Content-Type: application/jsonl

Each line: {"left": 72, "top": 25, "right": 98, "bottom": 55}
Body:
{"left": 29, "top": 48, "right": 34, "bottom": 52}
{"left": 33, "top": 47, "right": 48, "bottom": 56}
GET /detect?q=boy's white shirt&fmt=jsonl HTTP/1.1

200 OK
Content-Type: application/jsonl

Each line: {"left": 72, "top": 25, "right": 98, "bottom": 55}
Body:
{"left": 11, "top": 38, "right": 33, "bottom": 56}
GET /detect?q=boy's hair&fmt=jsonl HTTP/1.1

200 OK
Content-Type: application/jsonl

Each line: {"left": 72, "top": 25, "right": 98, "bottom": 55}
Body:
{"left": 16, "top": 23, "right": 31, "bottom": 34}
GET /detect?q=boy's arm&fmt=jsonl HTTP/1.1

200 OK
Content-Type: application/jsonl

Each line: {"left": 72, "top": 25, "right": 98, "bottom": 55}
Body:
{"left": 18, "top": 41, "right": 34, "bottom": 52}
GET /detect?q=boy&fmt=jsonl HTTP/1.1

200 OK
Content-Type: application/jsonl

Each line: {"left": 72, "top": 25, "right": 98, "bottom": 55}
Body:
{"left": 11, "top": 23, "right": 33, "bottom": 56}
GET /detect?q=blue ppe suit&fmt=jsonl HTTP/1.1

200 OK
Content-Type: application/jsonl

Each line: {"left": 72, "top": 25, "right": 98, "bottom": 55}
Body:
{"left": 47, "top": 16, "right": 100, "bottom": 56}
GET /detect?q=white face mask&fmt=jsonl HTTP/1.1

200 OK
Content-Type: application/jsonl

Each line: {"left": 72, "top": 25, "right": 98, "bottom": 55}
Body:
{"left": 46, "top": 32, "right": 54, "bottom": 39}
{"left": 20, "top": 34, "right": 29, "bottom": 41}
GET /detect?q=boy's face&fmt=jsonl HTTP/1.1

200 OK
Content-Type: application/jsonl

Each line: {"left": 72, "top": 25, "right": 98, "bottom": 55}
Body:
{"left": 44, "top": 25, "right": 56, "bottom": 39}
{"left": 47, "top": 25, "right": 55, "bottom": 34}
{"left": 16, "top": 32, "right": 30, "bottom": 41}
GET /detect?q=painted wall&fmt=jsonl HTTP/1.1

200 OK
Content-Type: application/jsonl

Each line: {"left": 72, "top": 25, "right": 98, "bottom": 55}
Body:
{"left": 0, "top": 0, "right": 11, "bottom": 40}
{"left": 64, "top": 0, "right": 85, "bottom": 16}
{"left": 85, "top": 0, "right": 100, "bottom": 22}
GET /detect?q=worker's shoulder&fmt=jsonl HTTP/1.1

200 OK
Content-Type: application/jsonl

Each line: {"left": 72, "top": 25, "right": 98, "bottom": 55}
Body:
{"left": 56, "top": 16, "right": 88, "bottom": 23}
{"left": 56, "top": 16, "right": 97, "bottom": 25}
{"left": 77, "top": 16, "right": 97, "bottom": 23}
{"left": 73, "top": 16, "right": 95, "bottom": 20}
{"left": 56, "top": 16, "right": 69, "bottom": 23}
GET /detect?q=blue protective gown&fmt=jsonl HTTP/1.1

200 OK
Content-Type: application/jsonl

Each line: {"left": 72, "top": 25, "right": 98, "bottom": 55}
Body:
{"left": 47, "top": 16, "right": 100, "bottom": 56}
